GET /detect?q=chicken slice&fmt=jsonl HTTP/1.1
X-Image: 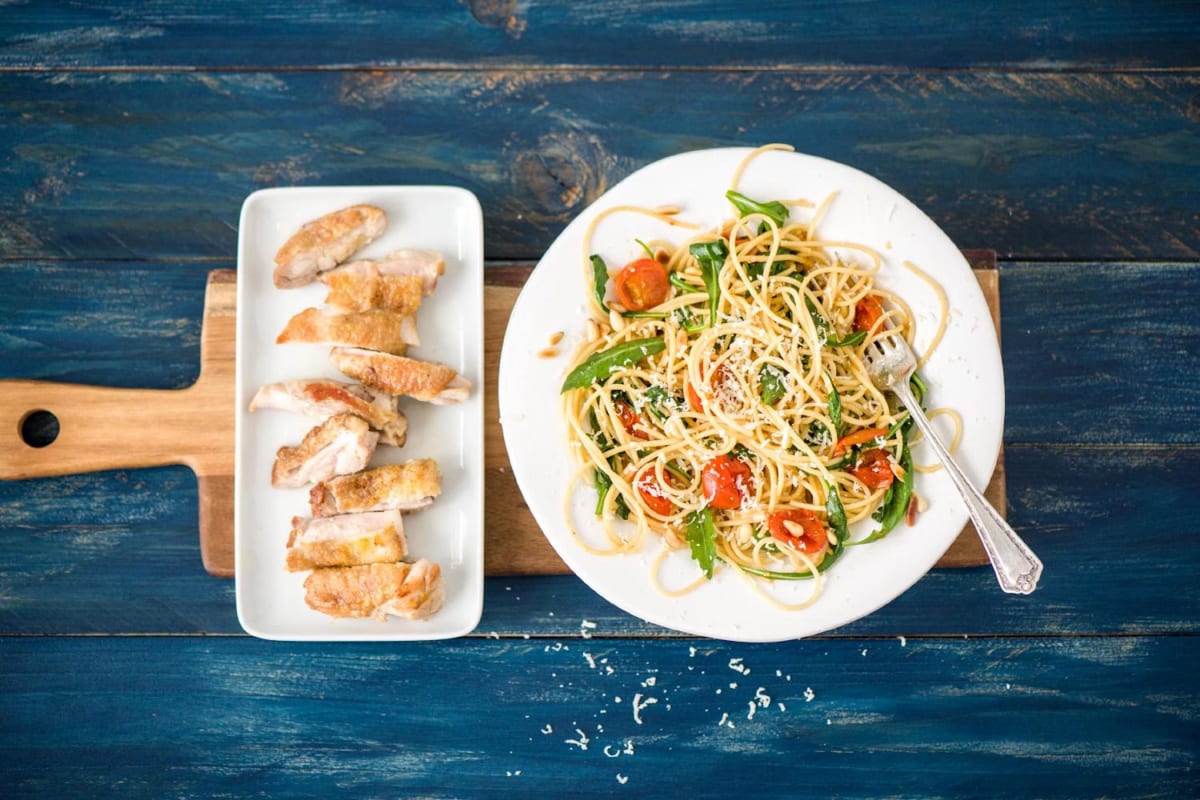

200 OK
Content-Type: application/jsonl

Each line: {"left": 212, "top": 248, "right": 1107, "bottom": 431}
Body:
{"left": 249, "top": 379, "right": 407, "bottom": 446}
{"left": 330, "top": 347, "right": 471, "bottom": 405}
{"left": 276, "top": 307, "right": 418, "bottom": 353}
{"left": 309, "top": 459, "right": 441, "bottom": 517}
{"left": 322, "top": 269, "right": 425, "bottom": 315}
{"left": 271, "top": 413, "right": 378, "bottom": 489}
{"left": 273, "top": 204, "right": 387, "bottom": 289}
{"left": 320, "top": 249, "right": 444, "bottom": 297}
{"left": 285, "top": 510, "right": 407, "bottom": 572}
{"left": 303, "top": 560, "right": 444, "bottom": 621}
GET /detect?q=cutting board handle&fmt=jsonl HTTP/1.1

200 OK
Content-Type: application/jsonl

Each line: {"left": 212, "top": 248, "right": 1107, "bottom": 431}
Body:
{"left": 0, "top": 380, "right": 207, "bottom": 478}
{"left": 0, "top": 270, "right": 237, "bottom": 577}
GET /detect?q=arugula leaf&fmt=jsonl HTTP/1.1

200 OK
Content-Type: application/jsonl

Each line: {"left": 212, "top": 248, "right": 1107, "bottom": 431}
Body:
{"left": 806, "top": 296, "right": 830, "bottom": 341}
{"left": 826, "top": 330, "right": 867, "bottom": 348}
{"left": 589, "top": 254, "right": 609, "bottom": 313}
{"left": 689, "top": 239, "right": 728, "bottom": 328}
{"left": 615, "top": 493, "right": 631, "bottom": 520}
{"left": 685, "top": 508, "right": 719, "bottom": 579}
{"left": 634, "top": 238, "right": 655, "bottom": 259}
{"left": 759, "top": 363, "right": 787, "bottom": 405}
{"left": 803, "top": 421, "right": 832, "bottom": 451}
{"left": 745, "top": 258, "right": 791, "bottom": 280}
{"left": 725, "top": 190, "right": 789, "bottom": 231}
{"left": 561, "top": 337, "right": 666, "bottom": 392}
{"left": 669, "top": 272, "right": 694, "bottom": 294}
{"left": 593, "top": 466, "right": 612, "bottom": 516}
{"left": 731, "top": 443, "right": 756, "bottom": 462}
{"left": 910, "top": 372, "right": 928, "bottom": 407}
{"left": 856, "top": 441, "right": 913, "bottom": 544}
{"left": 805, "top": 296, "right": 865, "bottom": 347}
{"left": 828, "top": 384, "right": 844, "bottom": 438}
{"left": 825, "top": 483, "right": 849, "bottom": 545}
{"left": 664, "top": 460, "right": 693, "bottom": 483}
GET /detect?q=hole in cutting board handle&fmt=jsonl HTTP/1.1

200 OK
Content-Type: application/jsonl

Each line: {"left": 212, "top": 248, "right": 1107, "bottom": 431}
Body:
{"left": 19, "top": 410, "right": 59, "bottom": 448}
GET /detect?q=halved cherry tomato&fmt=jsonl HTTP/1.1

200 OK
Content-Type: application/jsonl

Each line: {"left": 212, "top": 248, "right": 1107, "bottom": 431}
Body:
{"left": 848, "top": 447, "right": 895, "bottom": 491}
{"left": 767, "top": 509, "right": 827, "bottom": 555}
{"left": 687, "top": 363, "right": 734, "bottom": 413}
{"left": 635, "top": 465, "right": 674, "bottom": 516}
{"left": 831, "top": 426, "right": 890, "bottom": 456}
{"left": 701, "top": 454, "right": 754, "bottom": 510}
{"left": 614, "top": 401, "right": 649, "bottom": 440}
{"left": 614, "top": 258, "right": 670, "bottom": 311}
{"left": 854, "top": 295, "right": 884, "bottom": 333}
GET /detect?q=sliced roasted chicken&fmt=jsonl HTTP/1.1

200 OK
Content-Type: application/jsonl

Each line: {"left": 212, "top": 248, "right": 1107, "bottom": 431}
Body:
{"left": 330, "top": 347, "right": 470, "bottom": 405}
{"left": 273, "top": 204, "right": 386, "bottom": 289}
{"left": 285, "top": 510, "right": 407, "bottom": 572}
{"left": 271, "top": 413, "right": 378, "bottom": 489}
{"left": 320, "top": 249, "right": 444, "bottom": 297}
{"left": 249, "top": 379, "right": 408, "bottom": 446}
{"left": 276, "top": 307, "right": 419, "bottom": 353}
{"left": 303, "top": 560, "right": 444, "bottom": 621}
{"left": 322, "top": 269, "right": 425, "bottom": 315}
{"left": 309, "top": 459, "right": 441, "bottom": 517}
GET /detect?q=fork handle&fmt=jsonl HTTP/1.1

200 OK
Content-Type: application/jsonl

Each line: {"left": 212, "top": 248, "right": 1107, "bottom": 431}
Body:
{"left": 892, "top": 381, "right": 1043, "bottom": 594}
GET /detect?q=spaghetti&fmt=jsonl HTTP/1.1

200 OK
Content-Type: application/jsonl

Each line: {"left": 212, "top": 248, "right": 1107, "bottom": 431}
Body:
{"left": 559, "top": 146, "right": 949, "bottom": 607}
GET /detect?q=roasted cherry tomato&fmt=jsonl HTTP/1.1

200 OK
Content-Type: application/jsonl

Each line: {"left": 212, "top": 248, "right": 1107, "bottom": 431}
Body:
{"left": 848, "top": 447, "right": 895, "bottom": 490}
{"left": 766, "top": 509, "right": 828, "bottom": 555}
{"left": 614, "top": 258, "right": 670, "bottom": 311}
{"left": 831, "top": 426, "right": 890, "bottom": 456}
{"left": 635, "top": 465, "right": 674, "bottom": 516}
{"left": 701, "top": 453, "right": 754, "bottom": 510}
{"left": 614, "top": 401, "right": 649, "bottom": 440}
{"left": 854, "top": 295, "right": 884, "bottom": 333}
{"left": 687, "top": 363, "right": 734, "bottom": 413}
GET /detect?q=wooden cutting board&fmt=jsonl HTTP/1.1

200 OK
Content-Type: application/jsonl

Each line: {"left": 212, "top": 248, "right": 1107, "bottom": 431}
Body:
{"left": 0, "top": 253, "right": 1003, "bottom": 577}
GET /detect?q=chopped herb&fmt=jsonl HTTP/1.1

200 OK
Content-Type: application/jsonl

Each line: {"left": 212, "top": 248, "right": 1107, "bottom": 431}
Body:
{"left": 643, "top": 385, "right": 674, "bottom": 420}
{"left": 731, "top": 443, "right": 755, "bottom": 462}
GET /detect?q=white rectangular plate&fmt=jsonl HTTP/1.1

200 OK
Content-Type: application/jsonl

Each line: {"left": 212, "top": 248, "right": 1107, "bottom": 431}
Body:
{"left": 235, "top": 186, "right": 484, "bottom": 641}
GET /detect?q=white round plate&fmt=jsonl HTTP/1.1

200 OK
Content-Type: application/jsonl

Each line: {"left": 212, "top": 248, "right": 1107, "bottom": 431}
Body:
{"left": 498, "top": 147, "right": 1003, "bottom": 642}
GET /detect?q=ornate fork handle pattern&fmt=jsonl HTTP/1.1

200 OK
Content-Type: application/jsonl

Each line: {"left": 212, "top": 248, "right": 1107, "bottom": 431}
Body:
{"left": 890, "top": 379, "right": 1043, "bottom": 595}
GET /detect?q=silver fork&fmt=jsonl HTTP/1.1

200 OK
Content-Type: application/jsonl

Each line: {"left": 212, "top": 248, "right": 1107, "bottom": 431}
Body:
{"left": 864, "top": 335, "right": 1042, "bottom": 594}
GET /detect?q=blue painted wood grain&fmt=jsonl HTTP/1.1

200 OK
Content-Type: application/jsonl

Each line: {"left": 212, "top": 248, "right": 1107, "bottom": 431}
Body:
{"left": 0, "top": 636, "right": 1195, "bottom": 798}
{"left": 2, "top": 72, "right": 1198, "bottom": 261}
{"left": 2, "top": 1, "right": 1198, "bottom": 69}
{"left": 0, "top": 446, "right": 1195, "bottom": 636}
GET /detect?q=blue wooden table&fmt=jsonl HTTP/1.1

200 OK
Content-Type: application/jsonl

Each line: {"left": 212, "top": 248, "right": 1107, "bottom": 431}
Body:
{"left": 2, "top": 3, "right": 1198, "bottom": 796}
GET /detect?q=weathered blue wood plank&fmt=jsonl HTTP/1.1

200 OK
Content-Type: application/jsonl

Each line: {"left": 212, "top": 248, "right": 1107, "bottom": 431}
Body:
{"left": 1001, "top": 261, "right": 1200, "bottom": 445}
{"left": 0, "top": 636, "right": 1195, "bottom": 798}
{"left": 0, "top": 446, "right": 1195, "bottom": 636}
{"left": 2, "top": 71, "right": 1198, "bottom": 261}
{"left": 1, "top": 1, "right": 1198, "bottom": 70}
{"left": 3, "top": 260, "right": 1197, "bottom": 444}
